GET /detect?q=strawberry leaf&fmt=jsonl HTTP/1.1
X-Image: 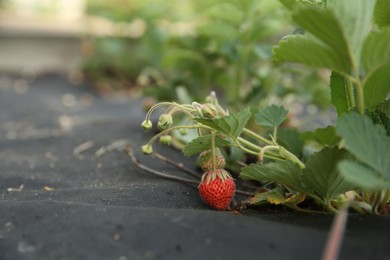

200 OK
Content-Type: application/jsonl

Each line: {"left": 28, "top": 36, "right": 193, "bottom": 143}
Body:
{"left": 370, "top": 100, "right": 390, "bottom": 136}
{"left": 183, "top": 135, "right": 231, "bottom": 156}
{"left": 374, "top": 0, "right": 390, "bottom": 29}
{"left": 301, "top": 147, "right": 356, "bottom": 200}
{"left": 273, "top": 7, "right": 352, "bottom": 74}
{"left": 363, "top": 63, "right": 390, "bottom": 111}
{"left": 196, "top": 108, "right": 251, "bottom": 138}
{"left": 240, "top": 160, "right": 304, "bottom": 192}
{"left": 336, "top": 112, "right": 390, "bottom": 179}
{"left": 292, "top": 8, "right": 352, "bottom": 67}
{"left": 361, "top": 28, "right": 390, "bottom": 74}
{"left": 255, "top": 105, "right": 288, "bottom": 128}
{"left": 278, "top": 128, "right": 304, "bottom": 158}
{"left": 327, "top": 0, "right": 376, "bottom": 63}
{"left": 273, "top": 35, "right": 350, "bottom": 74}
{"left": 339, "top": 161, "right": 390, "bottom": 191}
{"left": 329, "top": 71, "right": 354, "bottom": 115}
{"left": 301, "top": 126, "right": 341, "bottom": 147}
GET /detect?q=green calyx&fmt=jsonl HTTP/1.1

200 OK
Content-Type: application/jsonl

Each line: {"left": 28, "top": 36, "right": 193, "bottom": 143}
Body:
{"left": 141, "top": 144, "right": 153, "bottom": 155}
{"left": 141, "top": 119, "right": 153, "bottom": 131}
{"left": 158, "top": 114, "right": 173, "bottom": 130}
{"left": 201, "top": 104, "right": 218, "bottom": 118}
{"left": 201, "top": 169, "right": 232, "bottom": 185}
{"left": 159, "top": 135, "right": 172, "bottom": 146}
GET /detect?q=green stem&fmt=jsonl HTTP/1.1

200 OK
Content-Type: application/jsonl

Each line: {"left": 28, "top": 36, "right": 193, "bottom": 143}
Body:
{"left": 233, "top": 139, "right": 283, "bottom": 161}
{"left": 243, "top": 128, "right": 274, "bottom": 145}
{"left": 211, "top": 131, "right": 216, "bottom": 171}
{"left": 372, "top": 191, "right": 382, "bottom": 215}
{"left": 379, "top": 190, "right": 390, "bottom": 214}
{"left": 237, "top": 137, "right": 261, "bottom": 152}
{"left": 259, "top": 145, "right": 280, "bottom": 162}
{"left": 340, "top": 73, "right": 364, "bottom": 114}
{"left": 355, "top": 79, "right": 365, "bottom": 115}
{"left": 273, "top": 127, "right": 278, "bottom": 143}
{"left": 146, "top": 124, "right": 211, "bottom": 147}
{"left": 279, "top": 146, "right": 306, "bottom": 169}
{"left": 363, "top": 190, "right": 371, "bottom": 204}
{"left": 145, "top": 102, "right": 195, "bottom": 121}
{"left": 326, "top": 200, "right": 339, "bottom": 214}
{"left": 346, "top": 79, "right": 356, "bottom": 108}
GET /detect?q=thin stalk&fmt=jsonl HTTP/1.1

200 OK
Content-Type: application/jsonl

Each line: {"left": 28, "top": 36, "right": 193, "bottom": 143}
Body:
{"left": 372, "top": 191, "right": 383, "bottom": 215}
{"left": 146, "top": 125, "right": 212, "bottom": 147}
{"left": 145, "top": 102, "right": 196, "bottom": 121}
{"left": 273, "top": 127, "right": 278, "bottom": 142}
{"left": 243, "top": 128, "right": 274, "bottom": 145}
{"left": 379, "top": 190, "right": 390, "bottom": 214}
{"left": 234, "top": 139, "right": 284, "bottom": 161}
{"left": 346, "top": 79, "right": 356, "bottom": 108}
{"left": 211, "top": 131, "right": 216, "bottom": 171}
{"left": 238, "top": 139, "right": 284, "bottom": 159}
{"left": 363, "top": 190, "right": 371, "bottom": 204}
{"left": 125, "top": 146, "right": 198, "bottom": 185}
{"left": 127, "top": 146, "right": 254, "bottom": 197}
{"left": 237, "top": 137, "right": 261, "bottom": 152}
{"left": 355, "top": 79, "right": 365, "bottom": 115}
{"left": 231, "top": 141, "right": 259, "bottom": 156}
{"left": 153, "top": 152, "right": 201, "bottom": 179}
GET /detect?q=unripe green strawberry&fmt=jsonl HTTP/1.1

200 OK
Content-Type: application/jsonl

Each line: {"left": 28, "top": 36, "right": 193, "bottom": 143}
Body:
{"left": 198, "top": 148, "right": 225, "bottom": 171}
{"left": 199, "top": 169, "right": 236, "bottom": 210}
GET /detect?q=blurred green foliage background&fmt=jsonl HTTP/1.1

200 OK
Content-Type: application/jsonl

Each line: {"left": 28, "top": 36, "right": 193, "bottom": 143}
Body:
{"left": 83, "top": 0, "right": 330, "bottom": 110}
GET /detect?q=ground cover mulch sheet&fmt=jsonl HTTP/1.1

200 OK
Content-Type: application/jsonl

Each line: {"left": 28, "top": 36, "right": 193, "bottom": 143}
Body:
{"left": 0, "top": 74, "right": 389, "bottom": 260}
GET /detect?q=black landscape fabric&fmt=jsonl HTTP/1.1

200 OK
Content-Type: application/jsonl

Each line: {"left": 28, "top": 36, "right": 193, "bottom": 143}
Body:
{"left": 0, "top": 74, "right": 389, "bottom": 260}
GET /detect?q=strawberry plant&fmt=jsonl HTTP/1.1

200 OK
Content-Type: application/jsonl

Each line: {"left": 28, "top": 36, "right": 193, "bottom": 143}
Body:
{"left": 137, "top": 0, "right": 389, "bottom": 214}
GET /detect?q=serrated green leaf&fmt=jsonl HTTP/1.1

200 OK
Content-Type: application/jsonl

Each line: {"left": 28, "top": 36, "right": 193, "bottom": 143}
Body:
{"left": 292, "top": 8, "right": 352, "bottom": 69}
{"left": 301, "top": 147, "right": 356, "bottom": 200}
{"left": 336, "top": 112, "right": 390, "bottom": 178}
{"left": 367, "top": 107, "right": 390, "bottom": 136}
{"left": 182, "top": 135, "right": 231, "bottom": 156}
{"left": 361, "top": 28, "right": 390, "bottom": 74}
{"left": 278, "top": 0, "right": 299, "bottom": 10}
{"left": 196, "top": 108, "right": 251, "bottom": 138}
{"left": 339, "top": 161, "right": 390, "bottom": 191}
{"left": 245, "top": 188, "right": 284, "bottom": 205}
{"left": 329, "top": 71, "right": 354, "bottom": 115}
{"left": 363, "top": 63, "right": 390, "bottom": 110}
{"left": 327, "top": 0, "right": 376, "bottom": 63}
{"left": 301, "top": 125, "right": 341, "bottom": 147}
{"left": 273, "top": 35, "right": 350, "bottom": 73}
{"left": 255, "top": 105, "right": 288, "bottom": 128}
{"left": 240, "top": 160, "right": 304, "bottom": 192}
{"left": 377, "top": 99, "right": 390, "bottom": 115}
{"left": 372, "top": 100, "right": 390, "bottom": 136}
{"left": 374, "top": 0, "right": 390, "bottom": 28}
{"left": 278, "top": 128, "right": 304, "bottom": 158}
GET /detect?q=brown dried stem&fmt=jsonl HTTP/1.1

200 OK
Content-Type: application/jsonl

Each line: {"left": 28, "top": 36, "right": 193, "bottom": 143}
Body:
{"left": 125, "top": 146, "right": 254, "bottom": 197}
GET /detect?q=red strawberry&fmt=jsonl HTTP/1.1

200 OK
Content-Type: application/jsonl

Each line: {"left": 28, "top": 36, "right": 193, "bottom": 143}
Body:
{"left": 198, "top": 148, "right": 226, "bottom": 172}
{"left": 199, "top": 169, "right": 236, "bottom": 210}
